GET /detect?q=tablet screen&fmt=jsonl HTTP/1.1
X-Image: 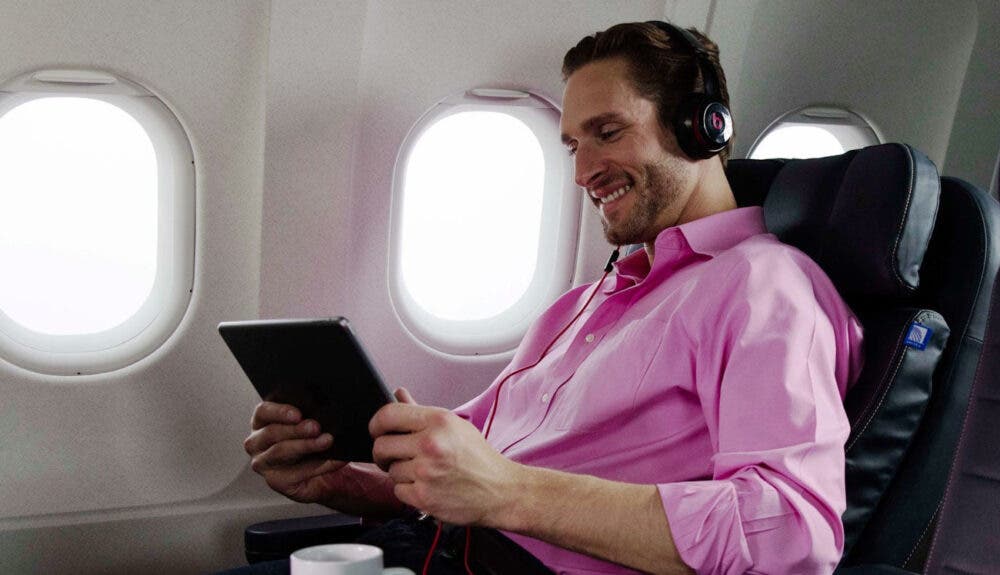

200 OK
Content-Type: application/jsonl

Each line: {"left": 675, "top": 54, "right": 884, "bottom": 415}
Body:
{"left": 218, "top": 317, "right": 394, "bottom": 463}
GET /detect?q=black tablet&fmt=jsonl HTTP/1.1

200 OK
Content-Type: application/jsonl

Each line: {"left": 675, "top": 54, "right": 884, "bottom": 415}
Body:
{"left": 218, "top": 317, "right": 394, "bottom": 463}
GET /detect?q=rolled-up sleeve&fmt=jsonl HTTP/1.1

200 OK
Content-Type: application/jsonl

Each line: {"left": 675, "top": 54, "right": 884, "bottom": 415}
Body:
{"left": 660, "top": 253, "right": 860, "bottom": 574}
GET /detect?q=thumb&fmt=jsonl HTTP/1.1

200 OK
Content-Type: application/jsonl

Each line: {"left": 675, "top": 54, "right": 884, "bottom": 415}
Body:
{"left": 394, "top": 387, "right": 418, "bottom": 405}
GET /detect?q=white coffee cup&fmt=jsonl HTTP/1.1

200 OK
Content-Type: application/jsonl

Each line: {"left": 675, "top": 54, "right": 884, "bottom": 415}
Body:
{"left": 290, "top": 543, "right": 414, "bottom": 575}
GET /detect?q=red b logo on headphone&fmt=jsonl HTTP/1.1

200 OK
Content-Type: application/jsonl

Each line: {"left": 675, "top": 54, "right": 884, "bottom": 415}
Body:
{"left": 710, "top": 112, "right": 725, "bottom": 131}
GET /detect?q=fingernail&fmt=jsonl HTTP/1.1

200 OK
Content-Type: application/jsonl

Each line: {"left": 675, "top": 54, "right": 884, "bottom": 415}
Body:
{"left": 317, "top": 434, "right": 332, "bottom": 446}
{"left": 304, "top": 421, "right": 318, "bottom": 434}
{"left": 285, "top": 409, "right": 297, "bottom": 421}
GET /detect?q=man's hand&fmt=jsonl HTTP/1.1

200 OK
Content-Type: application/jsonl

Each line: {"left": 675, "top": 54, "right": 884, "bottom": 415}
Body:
{"left": 244, "top": 401, "right": 349, "bottom": 504}
{"left": 369, "top": 388, "right": 520, "bottom": 527}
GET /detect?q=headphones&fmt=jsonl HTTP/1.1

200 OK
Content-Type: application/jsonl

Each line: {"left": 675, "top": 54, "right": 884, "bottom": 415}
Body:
{"left": 646, "top": 21, "right": 733, "bottom": 160}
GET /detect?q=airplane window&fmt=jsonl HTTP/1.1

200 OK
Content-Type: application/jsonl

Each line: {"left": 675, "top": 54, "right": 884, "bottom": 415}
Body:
{"left": 0, "top": 70, "right": 194, "bottom": 375}
{"left": 749, "top": 106, "right": 881, "bottom": 160}
{"left": 391, "top": 89, "right": 580, "bottom": 355}
{"left": 0, "top": 97, "right": 157, "bottom": 334}
{"left": 401, "top": 111, "right": 542, "bottom": 320}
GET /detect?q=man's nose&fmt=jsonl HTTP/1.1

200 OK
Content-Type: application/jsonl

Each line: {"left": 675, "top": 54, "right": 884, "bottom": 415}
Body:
{"left": 574, "top": 144, "right": 605, "bottom": 189}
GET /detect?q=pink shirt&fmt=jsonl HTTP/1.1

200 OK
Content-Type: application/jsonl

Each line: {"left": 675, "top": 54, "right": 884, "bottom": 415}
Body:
{"left": 455, "top": 207, "right": 864, "bottom": 574}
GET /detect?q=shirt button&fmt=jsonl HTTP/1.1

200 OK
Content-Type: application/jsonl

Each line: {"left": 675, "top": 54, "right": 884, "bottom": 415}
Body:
{"left": 541, "top": 393, "right": 550, "bottom": 403}
{"left": 585, "top": 333, "right": 595, "bottom": 343}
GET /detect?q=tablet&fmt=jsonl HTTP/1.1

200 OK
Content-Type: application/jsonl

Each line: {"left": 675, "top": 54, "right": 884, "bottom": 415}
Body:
{"left": 218, "top": 317, "right": 394, "bottom": 463}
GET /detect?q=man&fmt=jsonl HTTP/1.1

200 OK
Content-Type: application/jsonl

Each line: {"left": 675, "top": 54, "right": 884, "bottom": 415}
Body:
{"left": 241, "top": 22, "right": 863, "bottom": 574}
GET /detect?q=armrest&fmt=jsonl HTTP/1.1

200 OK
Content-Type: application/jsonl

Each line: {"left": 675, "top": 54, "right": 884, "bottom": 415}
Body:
{"left": 835, "top": 565, "right": 916, "bottom": 575}
{"left": 841, "top": 308, "right": 948, "bottom": 557}
{"left": 245, "top": 513, "right": 367, "bottom": 564}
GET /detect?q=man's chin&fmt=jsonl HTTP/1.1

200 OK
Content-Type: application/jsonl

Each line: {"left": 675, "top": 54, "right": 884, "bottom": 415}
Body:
{"left": 601, "top": 223, "right": 640, "bottom": 247}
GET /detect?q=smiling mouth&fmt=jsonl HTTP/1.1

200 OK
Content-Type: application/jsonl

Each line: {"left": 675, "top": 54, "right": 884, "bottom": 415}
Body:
{"left": 590, "top": 184, "right": 633, "bottom": 207}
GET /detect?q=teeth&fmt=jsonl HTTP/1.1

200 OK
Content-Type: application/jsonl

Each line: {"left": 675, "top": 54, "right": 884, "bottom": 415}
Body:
{"left": 599, "top": 185, "right": 631, "bottom": 204}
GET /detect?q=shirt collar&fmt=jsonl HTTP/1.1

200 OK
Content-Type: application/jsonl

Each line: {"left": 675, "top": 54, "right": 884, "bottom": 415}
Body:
{"left": 673, "top": 206, "right": 767, "bottom": 257}
{"left": 606, "top": 207, "right": 767, "bottom": 292}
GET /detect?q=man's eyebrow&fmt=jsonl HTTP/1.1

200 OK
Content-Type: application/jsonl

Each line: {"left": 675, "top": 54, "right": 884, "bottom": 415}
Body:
{"left": 561, "top": 112, "right": 625, "bottom": 144}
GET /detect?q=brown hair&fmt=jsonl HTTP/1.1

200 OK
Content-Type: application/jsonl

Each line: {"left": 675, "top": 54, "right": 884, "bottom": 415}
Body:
{"left": 562, "top": 21, "right": 732, "bottom": 163}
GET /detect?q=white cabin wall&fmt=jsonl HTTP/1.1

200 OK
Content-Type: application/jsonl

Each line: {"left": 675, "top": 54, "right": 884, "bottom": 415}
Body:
{"left": 259, "top": 0, "right": 369, "bottom": 318}
{"left": 0, "top": 0, "right": 269, "bottom": 517}
{"left": 943, "top": 0, "right": 1000, "bottom": 192}
{"left": 706, "top": 0, "right": 760, "bottom": 111}
{"left": 0, "top": 1, "right": 299, "bottom": 572}
{"left": 728, "top": 0, "right": 978, "bottom": 170}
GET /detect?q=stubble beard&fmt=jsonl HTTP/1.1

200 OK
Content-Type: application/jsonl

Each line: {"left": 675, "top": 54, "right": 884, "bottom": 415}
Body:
{"left": 601, "top": 163, "right": 680, "bottom": 246}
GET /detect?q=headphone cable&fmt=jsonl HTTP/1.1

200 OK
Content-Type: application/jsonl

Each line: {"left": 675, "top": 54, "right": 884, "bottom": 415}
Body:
{"left": 422, "top": 247, "right": 621, "bottom": 574}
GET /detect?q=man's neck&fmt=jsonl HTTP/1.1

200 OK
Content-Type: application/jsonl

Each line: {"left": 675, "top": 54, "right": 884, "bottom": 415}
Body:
{"left": 644, "top": 158, "right": 737, "bottom": 265}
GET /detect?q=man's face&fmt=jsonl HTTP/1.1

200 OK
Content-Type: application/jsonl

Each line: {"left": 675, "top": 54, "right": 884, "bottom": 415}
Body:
{"left": 560, "top": 58, "right": 698, "bottom": 246}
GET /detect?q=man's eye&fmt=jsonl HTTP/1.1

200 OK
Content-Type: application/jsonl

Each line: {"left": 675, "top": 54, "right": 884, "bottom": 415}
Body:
{"left": 599, "top": 129, "right": 620, "bottom": 141}
{"left": 566, "top": 146, "right": 577, "bottom": 157}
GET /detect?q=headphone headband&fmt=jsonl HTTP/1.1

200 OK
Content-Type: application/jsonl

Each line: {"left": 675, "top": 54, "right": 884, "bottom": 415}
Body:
{"left": 645, "top": 20, "right": 720, "bottom": 99}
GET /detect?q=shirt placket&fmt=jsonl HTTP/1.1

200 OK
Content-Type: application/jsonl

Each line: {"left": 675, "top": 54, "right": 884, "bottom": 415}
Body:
{"left": 496, "top": 288, "right": 633, "bottom": 454}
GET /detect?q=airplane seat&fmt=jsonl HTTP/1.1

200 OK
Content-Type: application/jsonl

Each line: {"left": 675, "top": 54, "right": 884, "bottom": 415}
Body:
{"left": 726, "top": 143, "right": 952, "bottom": 567}
{"left": 244, "top": 144, "right": 992, "bottom": 572}
{"left": 728, "top": 153, "right": 1000, "bottom": 574}
{"left": 833, "top": 174, "right": 1000, "bottom": 574}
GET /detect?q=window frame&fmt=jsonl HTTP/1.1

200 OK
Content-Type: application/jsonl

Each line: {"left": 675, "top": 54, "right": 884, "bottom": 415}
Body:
{"left": 991, "top": 150, "right": 999, "bottom": 199}
{"left": 0, "top": 69, "right": 195, "bottom": 375}
{"left": 388, "top": 89, "right": 580, "bottom": 356}
{"left": 748, "top": 105, "right": 883, "bottom": 160}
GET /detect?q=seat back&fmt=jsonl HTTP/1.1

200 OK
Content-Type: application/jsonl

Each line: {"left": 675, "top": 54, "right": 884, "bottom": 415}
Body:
{"left": 725, "top": 144, "right": 989, "bottom": 570}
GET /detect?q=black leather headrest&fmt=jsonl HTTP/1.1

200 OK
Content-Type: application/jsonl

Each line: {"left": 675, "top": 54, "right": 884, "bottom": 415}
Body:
{"left": 728, "top": 144, "right": 940, "bottom": 300}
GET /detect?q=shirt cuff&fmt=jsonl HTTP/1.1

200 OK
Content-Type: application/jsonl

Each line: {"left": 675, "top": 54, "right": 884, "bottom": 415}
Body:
{"left": 658, "top": 481, "right": 754, "bottom": 575}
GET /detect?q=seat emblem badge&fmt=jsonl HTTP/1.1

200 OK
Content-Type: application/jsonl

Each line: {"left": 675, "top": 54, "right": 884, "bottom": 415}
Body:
{"left": 904, "top": 322, "right": 933, "bottom": 350}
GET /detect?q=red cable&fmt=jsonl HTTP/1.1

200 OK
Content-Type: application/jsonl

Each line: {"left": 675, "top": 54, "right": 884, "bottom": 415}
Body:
{"left": 421, "top": 520, "right": 444, "bottom": 575}
{"left": 457, "top": 264, "right": 613, "bottom": 574}
{"left": 423, "top": 251, "right": 618, "bottom": 574}
{"left": 463, "top": 526, "right": 474, "bottom": 575}
{"left": 483, "top": 265, "right": 612, "bottom": 440}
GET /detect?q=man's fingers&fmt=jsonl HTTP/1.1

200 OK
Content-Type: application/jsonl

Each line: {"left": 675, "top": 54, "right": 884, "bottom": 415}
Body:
{"left": 369, "top": 403, "right": 419, "bottom": 438}
{"left": 395, "top": 387, "right": 418, "bottom": 405}
{"left": 369, "top": 403, "right": 447, "bottom": 438}
{"left": 393, "top": 482, "right": 421, "bottom": 510}
{"left": 263, "top": 433, "right": 333, "bottom": 467}
{"left": 251, "top": 401, "right": 301, "bottom": 430}
{"left": 372, "top": 432, "right": 419, "bottom": 471}
{"left": 386, "top": 458, "right": 417, "bottom": 485}
{"left": 264, "top": 458, "right": 346, "bottom": 494}
{"left": 244, "top": 419, "right": 321, "bottom": 456}
{"left": 256, "top": 434, "right": 333, "bottom": 469}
